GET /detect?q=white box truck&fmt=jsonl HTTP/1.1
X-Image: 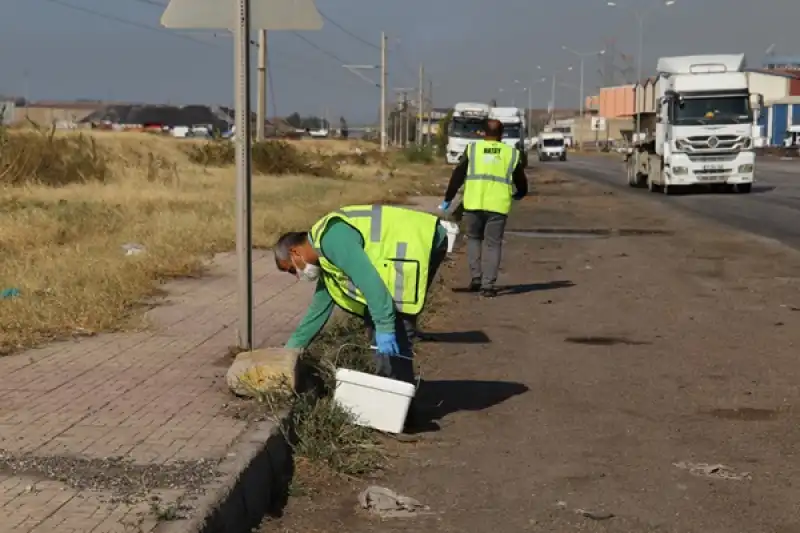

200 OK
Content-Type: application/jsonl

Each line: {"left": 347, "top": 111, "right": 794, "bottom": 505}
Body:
{"left": 445, "top": 102, "right": 491, "bottom": 164}
{"left": 489, "top": 106, "right": 529, "bottom": 167}
{"left": 626, "top": 54, "right": 763, "bottom": 194}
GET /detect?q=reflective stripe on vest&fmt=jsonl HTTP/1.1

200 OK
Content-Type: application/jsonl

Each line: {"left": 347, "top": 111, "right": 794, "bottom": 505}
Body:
{"left": 335, "top": 206, "right": 412, "bottom": 305}
{"left": 463, "top": 140, "right": 518, "bottom": 214}
{"left": 309, "top": 205, "right": 437, "bottom": 316}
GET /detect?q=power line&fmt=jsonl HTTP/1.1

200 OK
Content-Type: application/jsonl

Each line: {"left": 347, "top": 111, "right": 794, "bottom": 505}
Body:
{"left": 41, "top": 0, "right": 219, "bottom": 48}
{"left": 317, "top": 10, "right": 380, "bottom": 50}
{"left": 291, "top": 32, "right": 349, "bottom": 65}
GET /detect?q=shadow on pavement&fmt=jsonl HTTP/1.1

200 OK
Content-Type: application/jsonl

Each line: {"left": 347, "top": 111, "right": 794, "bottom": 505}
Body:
{"left": 495, "top": 280, "right": 575, "bottom": 295}
{"left": 409, "top": 379, "right": 529, "bottom": 434}
{"left": 451, "top": 280, "right": 575, "bottom": 295}
{"left": 673, "top": 184, "right": 775, "bottom": 195}
{"left": 417, "top": 330, "right": 491, "bottom": 344}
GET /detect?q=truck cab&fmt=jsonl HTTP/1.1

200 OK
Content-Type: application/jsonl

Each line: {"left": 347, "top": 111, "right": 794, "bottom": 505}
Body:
{"left": 490, "top": 106, "right": 529, "bottom": 167}
{"left": 629, "top": 54, "right": 762, "bottom": 194}
{"left": 446, "top": 102, "right": 490, "bottom": 164}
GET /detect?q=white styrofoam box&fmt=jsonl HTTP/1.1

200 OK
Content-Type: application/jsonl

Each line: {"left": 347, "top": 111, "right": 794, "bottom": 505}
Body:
{"left": 334, "top": 368, "right": 416, "bottom": 434}
{"left": 439, "top": 220, "right": 460, "bottom": 253}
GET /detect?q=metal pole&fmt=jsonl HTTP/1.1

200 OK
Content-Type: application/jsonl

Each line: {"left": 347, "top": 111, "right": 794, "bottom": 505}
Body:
{"left": 256, "top": 29, "right": 267, "bottom": 141}
{"left": 550, "top": 74, "right": 556, "bottom": 121}
{"left": 380, "top": 32, "right": 387, "bottom": 152}
{"left": 579, "top": 55, "right": 585, "bottom": 149}
{"left": 403, "top": 92, "right": 410, "bottom": 146}
{"left": 427, "top": 80, "right": 433, "bottom": 146}
{"left": 235, "top": 0, "right": 253, "bottom": 350}
{"left": 635, "top": 13, "right": 643, "bottom": 142}
{"left": 418, "top": 64, "right": 424, "bottom": 145}
{"left": 528, "top": 83, "right": 532, "bottom": 138}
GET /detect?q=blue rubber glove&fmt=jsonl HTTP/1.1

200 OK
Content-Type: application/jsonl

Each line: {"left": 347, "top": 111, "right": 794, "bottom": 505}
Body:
{"left": 375, "top": 331, "right": 400, "bottom": 356}
{"left": 438, "top": 200, "right": 451, "bottom": 211}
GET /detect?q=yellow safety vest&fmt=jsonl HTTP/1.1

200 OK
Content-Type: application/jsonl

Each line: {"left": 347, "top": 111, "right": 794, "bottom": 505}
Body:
{"left": 309, "top": 205, "right": 438, "bottom": 317}
{"left": 463, "top": 140, "right": 519, "bottom": 215}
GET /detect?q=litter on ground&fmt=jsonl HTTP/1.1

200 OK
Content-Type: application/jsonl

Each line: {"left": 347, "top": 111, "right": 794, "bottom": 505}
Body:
{"left": 357, "top": 485, "right": 431, "bottom": 518}
{"left": 673, "top": 461, "right": 751, "bottom": 481}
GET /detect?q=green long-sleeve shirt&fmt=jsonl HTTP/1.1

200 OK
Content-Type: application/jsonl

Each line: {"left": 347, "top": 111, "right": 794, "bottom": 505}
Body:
{"left": 285, "top": 219, "right": 447, "bottom": 349}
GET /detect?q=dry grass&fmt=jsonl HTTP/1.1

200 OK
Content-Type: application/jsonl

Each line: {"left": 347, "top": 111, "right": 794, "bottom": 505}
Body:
{"left": 0, "top": 129, "right": 447, "bottom": 355}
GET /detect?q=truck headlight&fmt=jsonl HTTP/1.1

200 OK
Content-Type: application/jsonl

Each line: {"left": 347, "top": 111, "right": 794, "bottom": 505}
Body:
{"left": 738, "top": 164, "right": 753, "bottom": 173}
{"left": 672, "top": 166, "right": 689, "bottom": 175}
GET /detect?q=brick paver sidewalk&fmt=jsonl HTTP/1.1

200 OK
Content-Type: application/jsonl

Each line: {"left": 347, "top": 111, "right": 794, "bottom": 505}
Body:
{"left": 0, "top": 251, "right": 312, "bottom": 532}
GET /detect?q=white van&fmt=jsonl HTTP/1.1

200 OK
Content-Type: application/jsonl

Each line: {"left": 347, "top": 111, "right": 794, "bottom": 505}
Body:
{"left": 537, "top": 132, "right": 567, "bottom": 161}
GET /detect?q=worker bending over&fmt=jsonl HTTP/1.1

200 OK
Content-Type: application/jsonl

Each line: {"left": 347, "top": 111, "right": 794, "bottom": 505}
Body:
{"left": 274, "top": 205, "right": 448, "bottom": 387}
{"left": 439, "top": 118, "right": 528, "bottom": 297}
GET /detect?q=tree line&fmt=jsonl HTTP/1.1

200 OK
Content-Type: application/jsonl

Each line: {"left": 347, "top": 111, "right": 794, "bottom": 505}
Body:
{"left": 285, "top": 113, "right": 348, "bottom": 132}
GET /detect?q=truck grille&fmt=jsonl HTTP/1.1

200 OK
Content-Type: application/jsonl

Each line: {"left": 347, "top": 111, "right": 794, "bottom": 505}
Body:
{"left": 684, "top": 135, "right": 739, "bottom": 152}
{"left": 687, "top": 153, "right": 738, "bottom": 163}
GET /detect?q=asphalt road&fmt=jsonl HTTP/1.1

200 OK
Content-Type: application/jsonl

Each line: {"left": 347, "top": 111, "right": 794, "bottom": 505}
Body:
{"left": 549, "top": 154, "right": 800, "bottom": 249}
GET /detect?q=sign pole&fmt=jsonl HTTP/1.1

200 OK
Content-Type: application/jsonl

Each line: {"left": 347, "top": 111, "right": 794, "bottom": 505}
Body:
{"left": 235, "top": 0, "right": 254, "bottom": 350}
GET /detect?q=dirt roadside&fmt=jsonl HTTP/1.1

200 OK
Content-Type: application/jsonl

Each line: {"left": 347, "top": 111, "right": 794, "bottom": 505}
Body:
{"left": 264, "top": 169, "right": 800, "bottom": 533}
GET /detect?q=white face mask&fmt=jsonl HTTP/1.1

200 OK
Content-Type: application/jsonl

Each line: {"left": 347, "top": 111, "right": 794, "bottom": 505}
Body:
{"left": 293, "top": 259, "right": 320, "bottom": 282}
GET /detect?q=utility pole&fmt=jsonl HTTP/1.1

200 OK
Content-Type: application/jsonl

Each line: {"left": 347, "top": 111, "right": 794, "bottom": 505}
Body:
{"left": 527, "top": 83, "right": 533, "bottom": 139}
{"left": 393, "top": 87, "right": 413, "bottom": 147}
{"left": 399, "top": 92, "right": 407, "bottom": 146}
{"left": 427, "top": 80, "right": 433, "bottom": 146}
{"left": 380, "top": 32, "right": 387, "bottom": 152}
{"left": 394, "top": 108, "right": 400, "bottom": 145}
{"left": 417, "top": 64, "right": 424, "bottom": 145}
{"left": 403, "top": 92, "right": 411, "bottom": 146}
{"left": 256, "top": 29, "right": 267, "bottom": 141}
{"left": 550, "top": 74, "right": 556, "bottom": 122}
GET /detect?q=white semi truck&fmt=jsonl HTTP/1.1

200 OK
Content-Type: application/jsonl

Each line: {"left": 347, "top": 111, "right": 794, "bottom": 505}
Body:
{"left": 490, "top": 106, "right": 529, "bottom": 167}
{"left": 445, "top": 102, "right": 491, "bottom": 164}
{"left": 626, "top": 54, "right": 763, "bottom": 194}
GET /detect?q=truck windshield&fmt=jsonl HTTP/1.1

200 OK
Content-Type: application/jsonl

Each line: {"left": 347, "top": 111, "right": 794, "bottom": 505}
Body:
{"left": 673, "top": 95, "right": 751, "bottom": 125}
{"left": 543, "top": 139, "right": 564, "bottom": 147}
{"left": 450, "top": 117, "right": 484, "bottom": 138}
{"left": 502, "top": 124, "right": 522, "bottom": 138}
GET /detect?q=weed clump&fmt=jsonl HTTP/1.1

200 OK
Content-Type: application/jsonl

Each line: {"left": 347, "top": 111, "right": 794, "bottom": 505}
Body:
{"left": 401, "top": 144, "right": 435, "bottom": 164}
{"left": 186, "top": 139, "right": 342, "bottom": 177}
{"left": 0, "top": 127, "right": 110, "bottom": 186}
{"left": 250, "top": 317, "right": 386, "bottom": 477}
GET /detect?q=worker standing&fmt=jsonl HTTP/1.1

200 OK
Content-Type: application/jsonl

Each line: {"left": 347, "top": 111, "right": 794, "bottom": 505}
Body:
{"left": 439, "top": 119, "right": 528, "bottom": 297}
{"left": 274, "top": 205, "right": 448, "bottom": 391}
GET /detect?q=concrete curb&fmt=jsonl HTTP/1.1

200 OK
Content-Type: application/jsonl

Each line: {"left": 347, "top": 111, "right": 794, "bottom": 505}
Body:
{"left": 157, "top": 418, "right": 293, "bottom": 533}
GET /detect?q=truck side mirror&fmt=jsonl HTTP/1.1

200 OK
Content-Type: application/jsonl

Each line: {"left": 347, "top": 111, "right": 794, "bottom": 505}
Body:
{"left": 749, "top": 93, "right": 764, "bottom": 112}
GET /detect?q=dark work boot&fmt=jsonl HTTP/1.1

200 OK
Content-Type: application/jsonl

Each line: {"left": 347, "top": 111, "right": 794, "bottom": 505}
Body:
{"left": 467, "top": 278, "right": 481, "bottom": 292}
{"left": 480, "top": 286, "right": 498, "bottom": 298}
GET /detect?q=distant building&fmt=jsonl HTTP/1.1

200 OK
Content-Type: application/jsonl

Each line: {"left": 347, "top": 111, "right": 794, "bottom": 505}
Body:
{"left": 13, "top": 100, "right": 107, "bottom": 126}
{"left": 763, "top": 55, "right": 800, "bottom": 70}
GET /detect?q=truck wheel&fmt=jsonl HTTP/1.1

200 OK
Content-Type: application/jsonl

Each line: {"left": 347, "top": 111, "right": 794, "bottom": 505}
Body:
{"left": 647, "top": 177, "right": 661, "bottom": 193}
{"left": 735, "top": 183, "right": 752, "bottom": 194}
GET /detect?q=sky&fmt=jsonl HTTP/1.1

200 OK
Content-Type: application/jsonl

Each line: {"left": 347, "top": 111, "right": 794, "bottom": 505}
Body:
{"left": 1, "top": 0, "right": 799, "bottom": 123}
